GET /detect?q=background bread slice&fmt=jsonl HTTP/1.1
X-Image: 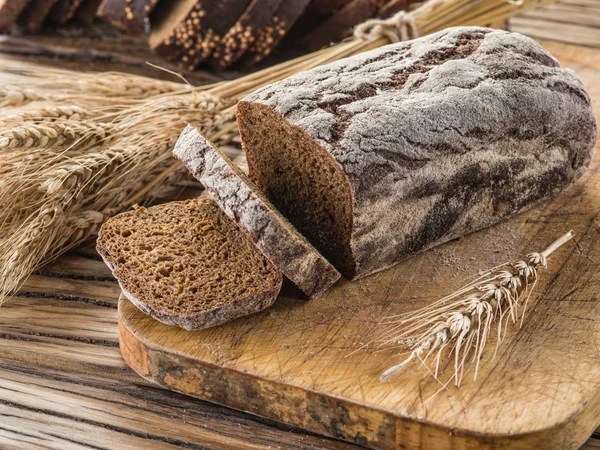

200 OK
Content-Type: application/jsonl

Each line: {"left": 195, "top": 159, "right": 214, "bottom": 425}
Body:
{"left": 18, "top": 0, "right": 59, "bottom": 32}
{"left": 173, "top": 125, "right": 341, "bottom": 298}
{"left": 74, "top": 0, "right": 103, "bottom": 24}
{"left": 48, "top": 0, "right": 84, "bottom": 25}
{"left": 97, "top": 199, "right": 282, "bottom": 330}
{"left": 98, "top": 0, "right": 160, "bottom": 34}
{"left": 0, "top": 0, "right": 30, "bottom": 32}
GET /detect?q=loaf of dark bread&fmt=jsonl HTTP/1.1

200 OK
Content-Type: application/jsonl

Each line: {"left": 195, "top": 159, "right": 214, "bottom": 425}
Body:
{"left": 149, "top": 0, "right": 250, "bottom": 70}
{"left": 74, "top": 0, "right": 103, "bottom": 24}
{"left": 48, "top": 0, "right": 84, "bottom": 25}
{"left": 0, "top": 0, "right": 30, "bottom": 32}
{"left": 237, "top": 27, "right": 598, "bottom": 279}
{"left": 301, "top": 0, "right": 387, "bottom": 50}
{"left": 18, "top": 0, "right": 59, "bottom": 32}
{"left": 97, "top": 0, "right": 159, "bottom": 33}
{"left": 238, "top": 0, "right": 310, "bottom": 66}
{"left": 97, "top": 199, "right": 283, "bottom": 330}
{"left": 208, "top": 0, "right": 283, "bottom": 69}
{"left": 174, "top": 125, "right": 341, "bottom": 297}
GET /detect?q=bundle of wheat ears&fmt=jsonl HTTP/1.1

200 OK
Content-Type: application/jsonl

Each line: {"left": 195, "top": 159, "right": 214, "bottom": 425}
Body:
{"left": 0, "top": 0, "right": 560, "bottom": 307}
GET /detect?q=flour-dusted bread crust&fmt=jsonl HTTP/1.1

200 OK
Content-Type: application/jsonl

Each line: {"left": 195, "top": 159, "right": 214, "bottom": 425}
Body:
{"left": 173, "top": 125, "right": 341, "bottom": 298}
{"left": 0, "top": 0, "right": 30, "bottom": 31}
{"left": 237, "top": 27, "right": 598, "bottom": 279}
{"left": 97, "top": 199, "right": 282, "bottom": 330}
{"left": 97, "top": 0, "right": 159, "bottom": 33}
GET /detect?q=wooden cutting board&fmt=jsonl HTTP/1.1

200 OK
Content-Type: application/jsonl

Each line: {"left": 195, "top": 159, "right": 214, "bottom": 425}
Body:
{"left": 118, "top": 41, "right": 600, "bottom": 450}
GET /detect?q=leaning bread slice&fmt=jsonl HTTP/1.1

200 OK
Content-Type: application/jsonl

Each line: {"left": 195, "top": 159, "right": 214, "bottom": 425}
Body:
{"left": 174, "top": 125, "right": 341, "bottom": 298}
{"left": 97, "top": 199, "right": 282, "bottom": 330}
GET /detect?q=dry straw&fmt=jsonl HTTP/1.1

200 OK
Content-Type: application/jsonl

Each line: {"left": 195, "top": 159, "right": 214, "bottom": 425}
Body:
{"left": 0, "top": 0, "right": 561, "bottom": 303}
{"left": 378, "top": 231, "right": 575, "bottom": 386}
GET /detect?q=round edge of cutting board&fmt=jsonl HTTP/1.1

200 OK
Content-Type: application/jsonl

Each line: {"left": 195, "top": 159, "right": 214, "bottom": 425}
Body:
{"left": 117, "top": 295, "right": 600, "bottom": 450}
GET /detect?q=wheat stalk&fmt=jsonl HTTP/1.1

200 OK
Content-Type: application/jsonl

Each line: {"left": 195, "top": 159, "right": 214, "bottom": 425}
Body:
{"left": 0, "top": 120, "right": 109, "bottom": 150}
{"left": 378, "top": 231, "right": 575, "bottom": 386}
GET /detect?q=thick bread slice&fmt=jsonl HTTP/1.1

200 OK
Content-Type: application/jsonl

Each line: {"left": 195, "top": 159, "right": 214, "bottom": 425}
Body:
{"left": 149, "top": 0, "right": 250, "bottom": 70}
{"left": 97, "top": 199, "right": 282, "bottom": 330}
{"left": 208, "top": 0, "right": 283, "bottom": 70}
{"left": 237, "top": 27, "right": 597, "bottom": 279}
{"left": 18, "top": 0, "right": 59, "bottom": 32}
{"left": 286, "top": 0, "right": 351, "bottom": 42}
{"left": 74, "top": 0, "right": 103, "bottom": 24}
{"left": 238, "top": 0, "right": 311, "bottom": 67}
{"left": 301, "top": 0, "right": 386, "bottom": 50}
{"left": 173, "top": 125, "right": 341, "bottom": 298}
{"left": 97, "top": 0, "right": 159, "bottom": 33}
{"left": 48, "top": 0, "right": 84, "bottom": 24}
{"left": 0, "top": 0, "right": 30, "bottom": 32}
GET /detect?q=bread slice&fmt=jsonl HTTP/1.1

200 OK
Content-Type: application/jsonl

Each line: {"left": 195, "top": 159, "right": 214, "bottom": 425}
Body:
{"left": 74, "top": 0, "right": 103, "bottom": 24}
{"left": 286, "top": 0, "right": 351, "bottom": 42}
{"left": 98, "top": 0, "right": 160, "bottom": 34}
{"left": 18, "top": 0, "right": 59, "bottom": 32}
{"left": 301, "top": 0, "right": 386, "bottom": 50}
{"left": 173, "top": 125, "right": 341, "bottom": 298}
{"left": 48, "top": 0, "right": 84, "bottom": 25}
{"left": 97, "top": 199, "right": 282, "bottom": 330}
{"left": 238, "top": 0, "right": 311, "bottom": 66}
{"left": 149, "top": 0, "right": 250, "bottom": 70}
{"left": 208, "top": 0, "right": 283, "bottom": 70}
{"left": 0, "top": 0, "right": 30, "bottom": 32}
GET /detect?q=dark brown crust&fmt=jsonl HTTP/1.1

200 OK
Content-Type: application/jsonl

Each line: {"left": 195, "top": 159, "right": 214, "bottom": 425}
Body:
{"left": 48, "top": 0, "right": 84, "bottom": 25}
{"left": 0, "top": 0, "right": 30, "bottom": 32}
{"left": 18, "top": 0, "right": 59, "bottom": 32}
{"left": 238, "top": 0, "right": 311, "bottom": 67}
{"left": 208, "top": 0, "right": 283, "bottom": 70}
{"left": 238, "top": 27, "right": 598, "bottom": 279}
{"left": 149, "top": 0, "right": 250, "bottom": 71}
{"left": 97, "top": 0, "right": 158, "bottom": 33}
{"left": 97, "top": 199, "right": 283, "bottom": 331}
{"left": 74, "top": 0, "right": 103, "bottom": 24}
{"left": 301, "top": 0, "right": 386, "bottom": 51}
{"left": 173, "top": 125, "right": 341, "bottom": 298}
{"left": 286, "top": 0, "right": 351, "bottom": 42}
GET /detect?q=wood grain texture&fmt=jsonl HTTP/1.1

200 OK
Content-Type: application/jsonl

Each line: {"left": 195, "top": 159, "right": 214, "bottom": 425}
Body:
{"left": 119, "top": 41, "right": 600, "bottom": 450}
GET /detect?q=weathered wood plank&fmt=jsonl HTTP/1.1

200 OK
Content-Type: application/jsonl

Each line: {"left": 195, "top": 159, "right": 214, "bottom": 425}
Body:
{"left": 511, "top": 16, "right": 600, "bottom": 48}
{"left": 0, "top": 359, "right": 362, "bottom": 450}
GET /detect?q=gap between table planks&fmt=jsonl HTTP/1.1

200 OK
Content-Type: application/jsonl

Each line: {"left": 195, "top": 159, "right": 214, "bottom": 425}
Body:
{"left": 0, "top": 40, "right": 599, "bottom": 450}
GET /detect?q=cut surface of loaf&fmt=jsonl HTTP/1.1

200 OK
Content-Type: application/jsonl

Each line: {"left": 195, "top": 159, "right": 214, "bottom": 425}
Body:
{"left": 18, "top": 0, "right": 59, "bottom": 32}
{"left": 237, "top": 27, "right": 598, "bottom": 279}
{"left": 173, "top": 125, "right": 341, "bottom": 298}
{"left": 149, "top": 0, "right": 250, "bottom": 70}
{"left": 98, "top": 0, "right": 159, "bottom": 33}
{"left": 97, "top": 199, "right": 282, "bottom": 330}
{"left": 0, "top": 0, "right": 30, "bottom": 31}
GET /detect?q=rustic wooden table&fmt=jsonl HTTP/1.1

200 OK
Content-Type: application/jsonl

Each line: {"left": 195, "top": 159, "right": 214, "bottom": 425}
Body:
{"left": 0, "top": 2, "right": 599, "bottom": 449}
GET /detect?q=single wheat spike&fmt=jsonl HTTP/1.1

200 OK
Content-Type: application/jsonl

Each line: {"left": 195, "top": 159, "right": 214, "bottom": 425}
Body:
{"left": 379, "top": 231, "right": 575, "bottom": 386}
{"left": 0, "top": 121, "right": 109, "bottom": 150}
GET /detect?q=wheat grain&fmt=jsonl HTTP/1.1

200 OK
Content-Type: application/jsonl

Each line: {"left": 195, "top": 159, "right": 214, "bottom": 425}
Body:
{"left": 378, "top": 231, "right": 575, "bottom": 386}
{"left": 0, "top": 120, "right": 109, "bottom": 150}
{"left": 0, "top": 86, "right": 46, "bottom": 107}
{"left": 0, "top": 105, "right": 90, "bottom": 125}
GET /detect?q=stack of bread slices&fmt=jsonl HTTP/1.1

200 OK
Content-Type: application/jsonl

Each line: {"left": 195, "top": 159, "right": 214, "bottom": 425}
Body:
{"left": 0, "top": 0, "right": 419, "bottom": 69}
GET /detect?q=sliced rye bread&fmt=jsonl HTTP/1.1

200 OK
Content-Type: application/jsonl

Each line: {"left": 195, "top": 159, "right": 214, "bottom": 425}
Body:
{"left": 74, "top": 0, "right": 103, "bottom": 24}
{"left": 149, "top": 0, "right": 251, "bottom": 71}
{"left": 18, "top": 0, "right": 58, "bottom": 32}
{"left": 173, "top": 125, "right": 341, "bottom": 298}
{"left": 97, "top": 199, "right": 283, "bottom": 330}
{"left": 301, "top": 0, "right": 387, "bottom": 51}
{"left": 237, "top": 0, "right": 311, "bottom": 67}
{"left": 97, "top": 0, "right": 160, "bottom": 34}
{"left": 208, "top": 0, "right": 284, "bottom": 70}
{"left": 48, "top": 0, "right": 84, "bottom": 25}
{"left": 286, "top": 0, "right": 351, "bottom": 42}
{"left": 0, "top": 0, "right": 30, "bottom": 32}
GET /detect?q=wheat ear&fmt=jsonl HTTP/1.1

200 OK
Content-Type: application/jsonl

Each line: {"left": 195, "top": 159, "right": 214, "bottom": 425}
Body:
{"left": 379, "top": 231, "right": 575, "bottom": 386}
